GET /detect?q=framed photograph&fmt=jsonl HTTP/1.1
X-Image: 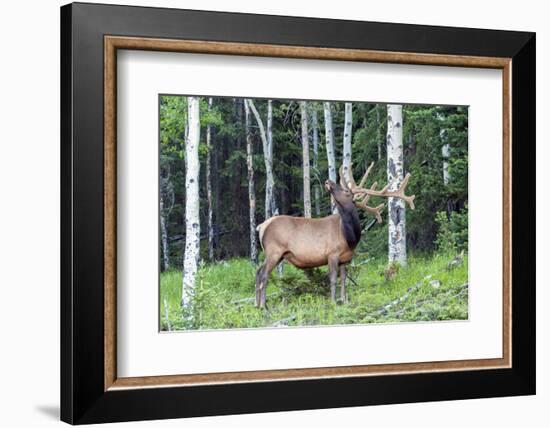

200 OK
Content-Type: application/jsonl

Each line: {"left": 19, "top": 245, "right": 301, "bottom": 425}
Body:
{"left": 60, "top": 2, "right": 535, "bottom": 424}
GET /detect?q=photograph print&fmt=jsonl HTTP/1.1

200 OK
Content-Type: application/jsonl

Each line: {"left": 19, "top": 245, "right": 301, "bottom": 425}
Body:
{"left": 159, "top": 95, "right": 468, "bottom": 331}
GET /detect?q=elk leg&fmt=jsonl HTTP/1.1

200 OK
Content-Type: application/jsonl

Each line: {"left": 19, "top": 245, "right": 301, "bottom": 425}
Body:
{"left": 258, "top": 255, "right": 281, "bottom": 309}
{"left": 328, "top": 257, "right": 339, "bottom": 303}
{"left": 255, "top": 264, "right": 266, "bottom": 308}
{"left": 339, "top": 265, "right": 347, "bottom": 303}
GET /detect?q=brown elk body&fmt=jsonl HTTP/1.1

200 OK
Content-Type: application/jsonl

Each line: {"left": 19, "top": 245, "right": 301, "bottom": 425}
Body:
{"left": 255, "top": 164, "right": 415, "bottom": 309}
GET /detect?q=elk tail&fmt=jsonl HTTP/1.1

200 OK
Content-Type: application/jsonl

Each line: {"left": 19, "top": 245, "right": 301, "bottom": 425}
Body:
{"left": 256, "top": 216, "right": 278, "bottom": 250}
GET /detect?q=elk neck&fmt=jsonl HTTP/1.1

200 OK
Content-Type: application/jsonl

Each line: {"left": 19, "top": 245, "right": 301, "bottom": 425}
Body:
{"left": 335, "top": 202, "right": 362, "bottom": 250}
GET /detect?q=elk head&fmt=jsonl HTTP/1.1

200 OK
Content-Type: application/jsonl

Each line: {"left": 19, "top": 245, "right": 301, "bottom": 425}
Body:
{"left": 339, "top": 162, "right": 416, "bottom": 222}
{"left": 324, "top": 179, "right": 355, "bottom": 211}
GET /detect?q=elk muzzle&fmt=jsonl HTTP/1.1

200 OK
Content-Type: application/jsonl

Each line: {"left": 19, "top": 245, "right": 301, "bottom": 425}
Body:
{"left": 325, "top": 179, "right": 337, "bottom": 193}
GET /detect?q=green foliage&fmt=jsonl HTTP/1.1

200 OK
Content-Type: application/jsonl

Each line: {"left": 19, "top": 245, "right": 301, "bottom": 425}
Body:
{"left": 158, "top": 95, "right": 469, "bottom": 279}
{"left": 274, "top": 267, "right": 329, "bottom": 296}
{"left": 158, "top": 96, "right": 470, "bottom": 333}
{"left": 160, "top": 253, "right": 468, "bottom": 331}
{"left": 160, "top": 95, "right": 186, "bottom": 157}
{"left": 435, "top": 206, "right": 469, "bottom": 253}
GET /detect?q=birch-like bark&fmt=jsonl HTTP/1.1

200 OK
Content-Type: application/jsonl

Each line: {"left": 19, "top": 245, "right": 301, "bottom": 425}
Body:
{"left": 247, "top": 99, "right": 276, "bottom": 219}
{"left": 205, "top": 97, "right": 214, "bottom": 261}
{"left": 160, "top": 193, "right": 170, "bottom": 271}
{"left": 267, "top": 100, "right": 282, "bottom": 276}
{"left": 323, "top": 102, "right": 337, "bottom": 214}
{"left": 300, "top": 101, "right": 311, "bottom": 218}
{"left": 342, "top": 102, "right": 353, "bottom": 183}
{"left": 244, "top": 100, "right": 258, "bottom": 263}
{"left": 311, "top": 106, "right": 320, "bottom": 217}
{"left": 438, "top": 111, "right": 450, "bottom": 185}
{"left": 182, "top": 97, "right": 201, "bottom": 307}
{"left": 160, "top": 168, "right": 174, "bottom": 271}
{"left": 183, "top": 123, "right": 189, "bottom": 171}
{"left": 376, "top": 105, "right": 382, "bottom": 161}
{"left": 267, "top": 100, "right": 277, "bottom": 216}
{"left": 387, "top": 104, "right": 407, "bottom": 266}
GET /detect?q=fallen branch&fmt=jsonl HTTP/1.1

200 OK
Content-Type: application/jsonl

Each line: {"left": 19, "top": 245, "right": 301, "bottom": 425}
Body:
{"left": 379, "top": 282, "right": 469, "bottom": 316}
{"left": 362, "top": 218, "right": 379, "bottom": 233}
{"left": 377, "top": 276, "right": 429, "bottom": 315}
{"left": 375, "top": 253, "right": 468, "bottom": 315}
{"left": 350, "top": 258, "right": 374, "bottom": 268}
{"left": 272, "top": 315, "right": 296, "bottom": 327}
{"left": 347, "top": 275, "right": 360, "bottom": 288}
{"left": 442, "top": 283, "right": 469, "bottom": 303}
{"left": 343, "top": 258, "right": 374, "bottom": 289}
{"left": 231, "top": 292, "right": 279, "bottom": 305}
{"left": 230, "top": 296, "right": 256, "bottom": 305}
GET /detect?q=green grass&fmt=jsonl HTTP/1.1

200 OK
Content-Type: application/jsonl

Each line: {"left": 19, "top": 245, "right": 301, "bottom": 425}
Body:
{"left": 160, "top": 252, "right": 468, "bottom": 331}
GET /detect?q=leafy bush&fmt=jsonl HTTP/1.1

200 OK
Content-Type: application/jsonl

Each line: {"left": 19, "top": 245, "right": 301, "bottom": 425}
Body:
{"left": 435, "top": 206, "right": 468, "bottom": 254}
{"left": 274, "top": 267, "right": 329, "bottom": 297}
{"left": 357, "top": 220, "right": 387, "bottom": 258}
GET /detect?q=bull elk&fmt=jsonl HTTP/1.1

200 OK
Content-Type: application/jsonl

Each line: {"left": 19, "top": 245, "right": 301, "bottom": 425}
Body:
{"left": 254, "top": 162, "right": 415, "bottom": 309}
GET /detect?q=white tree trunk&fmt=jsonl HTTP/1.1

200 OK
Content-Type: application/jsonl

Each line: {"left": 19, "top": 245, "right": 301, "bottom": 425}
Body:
{"left": 267, "top": 100, "right": 277, "bottom": 216}
{"left": 342, "top": 102, "right": 353, "bottom": 183}
{"left": 268, "top": 102, "right": 284, "bottom": 276}
{"left": 247, "top": 99, "right": 276, "bottom": 219}
{"left": 160, "top": 168, "right": 174, "bottom": 271}
{"left": 387, "top": 104, "right": 407, "bottom": 266}
{"left": 376, "top": 105, "right": 382, "bottom": 160}
{"left": 182, "top": 97, "right": 201, "bottom": 307}
{"left": 205, "top": 97, "right": 214, "bottom": 261}
{"left": 442, "top": 144, "right": 450, "bottom": 185}
{"left": 323, "top": 102, "right": 337, "bottom": 214}
{"left": 244, "top": 100, "right": 258, "bottom": 263}
{"left": 183, "top": 123, "right": 189, "bottom": 171}
{"left": 300, "top": 101, "right": 311, "bottom": 218}
{"left": 311, "top": 106, "right": 320, "bottom": 217}
{"left": 438, "top": 112, "right": 451, "bottom": 185}
{"left": 160, "top": 193, "right": 170, "bottom": 271}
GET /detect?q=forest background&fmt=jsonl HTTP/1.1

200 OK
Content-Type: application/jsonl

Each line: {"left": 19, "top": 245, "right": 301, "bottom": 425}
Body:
{"left": 159, "top": 96, "right": 469, "bottom": 331}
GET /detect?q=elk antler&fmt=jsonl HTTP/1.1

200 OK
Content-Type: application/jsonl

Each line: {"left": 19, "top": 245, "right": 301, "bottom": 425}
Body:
{"left": 339, "top": 164, "right": 350, "bottom": 189}
{"left": 355, "top": 188, "right": 385, "bottom": 223}
{"left": 340, "top": 162, "right": 416, "bottom": 223}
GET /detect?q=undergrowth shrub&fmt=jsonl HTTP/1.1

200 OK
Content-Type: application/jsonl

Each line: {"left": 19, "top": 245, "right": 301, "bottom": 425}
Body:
{"left": 274, "top": 267, "right": 329, "bottom": 297}
{"left": 435, "top": 205, "right": 468, "bottom": 254}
